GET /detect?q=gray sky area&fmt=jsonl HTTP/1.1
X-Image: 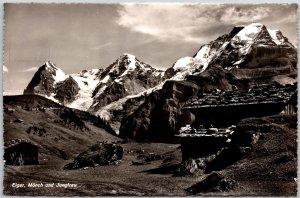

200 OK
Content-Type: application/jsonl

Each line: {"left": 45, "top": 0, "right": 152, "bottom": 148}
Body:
{"left": 3, "top": 3, "right": 298, "bottom": 95}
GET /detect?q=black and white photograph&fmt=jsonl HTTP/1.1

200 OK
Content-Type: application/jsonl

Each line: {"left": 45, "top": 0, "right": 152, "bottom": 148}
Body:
{"left": 2, "top": 2, "right": 298, "bottom": 196}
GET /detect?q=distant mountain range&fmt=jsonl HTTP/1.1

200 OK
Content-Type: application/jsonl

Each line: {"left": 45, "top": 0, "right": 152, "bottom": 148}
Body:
{"left": 24, "top": 54, "right": 164, "bottom": 112}
{"left": 24, "top": 23, "right": 297, "bottom": 140}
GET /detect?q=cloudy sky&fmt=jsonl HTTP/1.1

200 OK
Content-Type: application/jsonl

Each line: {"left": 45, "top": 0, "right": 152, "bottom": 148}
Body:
{"left": 3, "top": 3, "right": 298, "bottom": 95}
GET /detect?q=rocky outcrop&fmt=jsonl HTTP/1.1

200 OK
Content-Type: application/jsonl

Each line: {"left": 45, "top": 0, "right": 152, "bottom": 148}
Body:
{"left": 178, "top": 158, "right": 199, "bottom": 175}
{"left": 119, "top": 80, "right": 198, "bottom": 142}
{"left": 64, "top": 142, "right": 123, "bottom": 169}
{"left": 185, "top": 65, "right": 238, "bottom": 91}
{"left": 111, "top": 95, "right": 147, "bottom": 122}
{"left": 93, "top": 82, "right": 127, "bottom": 107}
{"left": 176, "top": 111, "right": 195, "bottom": 132}
{"left": 186, "top": 173, "right": 237, "bottom": 194}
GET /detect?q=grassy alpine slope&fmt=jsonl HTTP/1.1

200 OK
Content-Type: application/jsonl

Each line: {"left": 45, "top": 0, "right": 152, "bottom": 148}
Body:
{"left": 3, "top": 95, "right": 297, "bottom": 196}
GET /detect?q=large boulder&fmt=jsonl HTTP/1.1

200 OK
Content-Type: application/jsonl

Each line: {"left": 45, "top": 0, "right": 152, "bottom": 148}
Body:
{"left": 64, "top": 142, "right": 123, "bottom": 169}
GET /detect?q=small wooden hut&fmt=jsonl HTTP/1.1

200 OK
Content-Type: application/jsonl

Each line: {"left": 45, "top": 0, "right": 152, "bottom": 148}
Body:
{"left": 4, "top": 139, "right": 39, "bottom": 166}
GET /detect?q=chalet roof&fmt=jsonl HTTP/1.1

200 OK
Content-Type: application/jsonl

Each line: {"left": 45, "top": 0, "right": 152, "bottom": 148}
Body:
{"left": 184, "top": 83, "right": 297, "bottom": 109}
{"left": 4, "top": 139, "right": 38, "bottom": 149}
{"left": 176, "top": 125, "right": 235, "bottom": 138}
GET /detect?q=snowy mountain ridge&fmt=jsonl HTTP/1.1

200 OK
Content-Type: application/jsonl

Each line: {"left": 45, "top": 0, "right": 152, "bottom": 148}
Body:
{"left": 24, "top": 53, "right": 165, "bottom": 114}
{"left": 88, "top": 53, "right": 165, "bottom": 112}
{"left": 165, "top": 23, "right": 295, "bottom": 79}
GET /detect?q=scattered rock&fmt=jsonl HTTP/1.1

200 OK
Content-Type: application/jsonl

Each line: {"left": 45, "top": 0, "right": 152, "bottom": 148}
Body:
{"left": 176, "top": 158, "right": 199, "bottom": 175}
{"left": 138, "top": 152, "right": 164, "bottom": 162}
{"left": 127, "top": 149, "right": 145, "bottom": 155}
{"left": 205, "top": 146, "right": 244, "bottom": 173}
{"left": 186, "top": 173, "right": 237, "bottom": 194}
{"left": 132, "top": 152, "right": 164, "bottom": 166}
{"left": 26, "top": 125, "right": 47, "bottom": 136}
{"left": 4, "top": 107, "right": 15, "bottom": 113}
{"left": 14, "top": 118, "right": 24, "bottom": 123}
{"left": 131, "top": 161, "right": 149, "bottom": 166}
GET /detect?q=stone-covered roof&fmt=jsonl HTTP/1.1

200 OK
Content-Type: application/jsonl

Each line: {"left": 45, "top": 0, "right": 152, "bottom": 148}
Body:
{"left": 176, "top": 125, "right": 235, "bottom": 138}
{"left": 4, "top": 139, "right": 38, "bottom": 149}
{"left": 184, "top": 83, "right": 296, "bottom": 109}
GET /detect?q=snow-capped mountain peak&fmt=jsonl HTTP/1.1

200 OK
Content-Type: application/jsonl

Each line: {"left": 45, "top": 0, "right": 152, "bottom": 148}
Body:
{"left": 45, "top": 60, "right": 57, "bottom": 69}
{"left": 165, "top": 22, "right": 296, "bottom": 79}
{"left": 122, "top": 53, "right": 136, "bottom": 62}
{"left": 120, "top": 53, "right": 137, "bottom": 76}
{"left": 88, "top": 53, "right": 164, "bottom": 111}
{"left": 44, "top": 61, "right": 68, "bottom": 84}
{"left": 230, "top": 23, "right": 290, "bottom": 46}
{"left": 231, "top": 23, "right": 263, "bottom": 42}
{"left": 99, "top": 53, "right": 161, "bottom": 84}
{"left": 102, "top": 53, "right": 137, "bottom": 78}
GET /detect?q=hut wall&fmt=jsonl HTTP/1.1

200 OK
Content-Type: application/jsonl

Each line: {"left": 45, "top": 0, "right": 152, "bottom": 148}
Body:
{"left": 180, "top": 136, "right": 228, "bottom": 161}
{"left": 4, "top": 143, "right": 38, "bottom": 165}
{"left": 185, "top": 102, "right": 286, "bottom": 127}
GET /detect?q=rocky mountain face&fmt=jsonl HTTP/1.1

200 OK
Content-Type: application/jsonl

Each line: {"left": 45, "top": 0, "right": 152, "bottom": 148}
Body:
{"left": 119, "top": 80, "right": 199, "bottom": 142}
{"left": 119, "top": 23, "right": 297, "bottom": 141}
{"left": 24, "top": 61, "right": 73, "bottom": 99}
{"left": 55, "top": 76, "right": 80, "bottom": 103}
